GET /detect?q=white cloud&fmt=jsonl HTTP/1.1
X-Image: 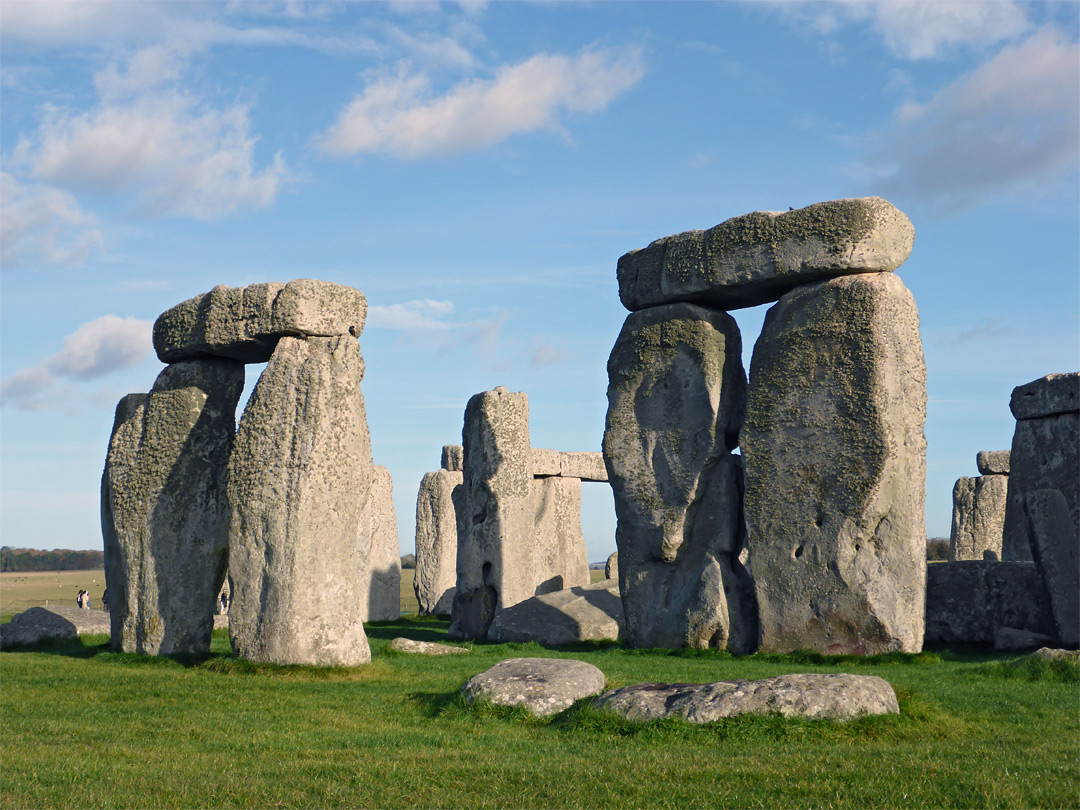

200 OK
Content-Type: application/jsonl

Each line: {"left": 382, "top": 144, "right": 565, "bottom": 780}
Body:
{"left": 866, "top": 28, "right": 1079, "bottom": 211}
{"left": 1, "top": 315, "right": 153, "bottom": 410}
{"left": 367, "top": 299, "right": 456, "bottom": 330}
{"left": 318, "top": 47, "right": 644, "bottom": 159}
{"left": 0, "top": 171, "right": 103, "bottom": 268}
{"left": 13, "top": 90, "right": 289, "bottom": 221}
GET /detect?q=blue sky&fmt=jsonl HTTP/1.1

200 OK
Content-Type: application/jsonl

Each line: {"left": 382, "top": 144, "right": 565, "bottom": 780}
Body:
{"left": 1, "top": 1, "right": 1077, "bottom": 561}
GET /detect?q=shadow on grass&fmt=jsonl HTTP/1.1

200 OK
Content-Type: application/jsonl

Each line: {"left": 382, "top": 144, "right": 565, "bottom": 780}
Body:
{"left": 363, "top": 614, "right": 453, "bottom": 643}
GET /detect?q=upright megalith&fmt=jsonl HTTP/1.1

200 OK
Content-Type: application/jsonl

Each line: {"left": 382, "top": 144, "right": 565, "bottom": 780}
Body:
{"left": 604, "top": 303, "right": 755, "bottom": 651}
{"left": 414, "top": 469, "right": 461, "bottom": 616}
{"left": 101, "top": 359, "right": 244, "bottom": 655}
{"left": 530, "top": 475, "right": 591, "bottom": 595}
{"left": 742, "top": 272, "right": 927, "bottom": 654}
{"left": 358, "top": 465, "right": 401, "bottom": 622}
{"left": 228, "top": 335, "right": 373, "bottom": 666}
{"left": 950, "top": 472, "right": 1007, "bottom": 561}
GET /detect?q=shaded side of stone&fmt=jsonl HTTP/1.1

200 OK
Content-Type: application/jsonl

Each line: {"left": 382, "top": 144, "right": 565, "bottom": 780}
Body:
{"left": 358, "top": 465, "right": 401, "bottom": 622}
{"left": 0, "top": 606, "right": 111, "bottom": 649}
{"left": 949, "top": 475, "right": 1007, "bottom": 561}
{"left": 101, "top": 360, "right": 243, "bottom": 656}
{"left": 617, "top": 197, "right": 914, "bottom": 312}
{"left": 487, "top": 579, "right": 623, "bottom": 646}
{"left": 924, "top": 561, "right": 1055, "bottom": 644}
{"left": 604, "top": 303, "right": 753, "bottom": 652}
{"left": 449, "top": 387, "right": 532, "bottom": 639}
{"left": 414, "top": 470, "right": 461, "bottom": 616}
{"left": 1024, "top": 489, "right": 1080, "bottom": 647}
{"left": 227, "top": 336, "right": 373, "bottom": 666}
{"left": 743, "top": 272, "right": 926, "bottom": 655}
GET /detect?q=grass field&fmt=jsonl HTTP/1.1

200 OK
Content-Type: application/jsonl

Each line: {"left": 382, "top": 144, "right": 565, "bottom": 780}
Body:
{"left": 1, "top": 611, "right": 1077, "bottom": 809}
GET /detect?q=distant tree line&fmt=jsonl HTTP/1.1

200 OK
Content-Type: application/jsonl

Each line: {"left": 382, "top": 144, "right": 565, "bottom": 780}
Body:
{"left": 926, "top": 537, "right": 949, "bottom": 561}
{"left": 0, "top": 547, "right": 104, "bottom": 572}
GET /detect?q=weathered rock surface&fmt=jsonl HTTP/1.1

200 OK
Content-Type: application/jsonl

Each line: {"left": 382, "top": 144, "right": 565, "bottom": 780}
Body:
{"left": 977, "top": 451, "right": 1010, "bottom": 475}
{"left": 358, "top": 465, "right": 401, "bottom": 622}
{"left": 594, "top": 673, "right": 899, "bottom": 723}
{"left": 924, "top": 561, "right": 1055, "bottom": 644}
{"left": 414, "top": 469, "right": 461, "bottom": 616}
{"left": 531, "top": 448, "right": 563, "bottom": 476}
{"left": 743, "top": 272, "right": 926, "bottom": 655}
{"left": 1025, "top": 489, "right": 1079, "bottom": 647}
{"left": 487, "top": 579, "right": 623, "bottom": 646}
{"left": 1010, "top": 372, "right": 1080, "bottom": 420}
{"left": 604, "top": 303, "right": 754, "bottom": 652}
{"left": 461, "top": 657, "right": 607, "bottom": 717}
{"left": 1002, "top": 374, "right": 1079, "bottom": 563}
{"left": 617, "top": 197, "right": 914, "bottom": 312}
{"left": 441, "top": 444, "right": 463, "bottom": 472}
{"left": 530, "top": 475, "right": 591, "bottom": 596}
{"left": 605, "top": 552, "right": 619, "bottom": 581}
{"left": 1028, "top": 647, "right": 1080, "bottom": 664}
{"left": 228, "top": 335, "right": 373, "bottom": 666}
{"left": 153, "top": 280, "right": 367, "bottom": 364}
{"left": 994, "top": 626, "right": 1055, "bottom": 651}
{"left": 388, "top": 637, "right": 469, "bottom": 655}
{"left": 949, "top": 475, "right": 1007, "bottom": 561}
{"left": 102, "top": 359, "right": 243, "bottom": 656}
{"left": 560, "top": 451, "right": 608, "bottom": 482}
{"left": 0, "top": 606, "right": 111, "bottom": 649}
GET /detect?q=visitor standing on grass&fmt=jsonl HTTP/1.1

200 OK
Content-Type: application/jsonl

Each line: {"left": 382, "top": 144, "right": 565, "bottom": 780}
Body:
{"left": 76, "top": 590, "right": 85, "bottom": 609}
{"left": 102, "top": 589, "right": 109, "bottom": 613}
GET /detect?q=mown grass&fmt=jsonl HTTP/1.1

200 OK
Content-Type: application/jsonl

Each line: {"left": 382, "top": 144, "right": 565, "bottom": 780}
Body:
{"left": 2, "top": 616, "right": 1077, "bottom": 809}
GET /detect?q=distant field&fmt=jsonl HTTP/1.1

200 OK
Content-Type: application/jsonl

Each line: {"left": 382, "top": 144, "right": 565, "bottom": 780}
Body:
{"left": 1, "top": 569, "right": 106, "bottom": 617}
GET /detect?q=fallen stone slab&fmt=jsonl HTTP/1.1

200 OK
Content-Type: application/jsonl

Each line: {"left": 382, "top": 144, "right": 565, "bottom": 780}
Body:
{"left": 594, "top": 673, "right": 899, "bottom": 723}
{"left": 154, "top": 279, "right": 367, "bottom": 363}
{"left": 388, "top": 637, "right": 469, "bottom": 655}
{"left": 976, "top": 451, "right": 1010, "bottom": 476}
{"left": 1027, "top": 647, "right": 1080, "bottom": 664}
{"left": 487, "top": 579, "right": 623, "bottom": 646}
{"left": 461, "top": 657, "right": 607, "bottom": 717}
{"left": 994, "top": 626, "right": 1055, "bottom": 651}
{"left": 617, "top": 197, "right": 914, "bottom": 312}
{"left": 0, "top": 607, "right": 111, "bottom": 649}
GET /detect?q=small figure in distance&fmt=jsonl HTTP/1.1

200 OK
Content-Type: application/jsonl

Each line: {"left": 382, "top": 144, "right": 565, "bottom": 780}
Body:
{"left": 102, "top": 589, "right": 110, "bottom": 614}
{"left": 76, "top": 589, "right": 85, "bottom": 609}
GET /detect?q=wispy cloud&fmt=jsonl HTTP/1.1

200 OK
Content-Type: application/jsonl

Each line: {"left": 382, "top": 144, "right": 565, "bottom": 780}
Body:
{"left": 317, "top": 46, "right": 644, "bottom": 159}
{"left": 944, "top": 317, "right": 1015, "bottom": 346}
{"left": 0, "top": 171, "right": 103, "bottom": 268}
{"left": 367, "top": 298, "right": 508, "bottom": 355}
{"left": 1, "top": 315, "right": 153, "bottom": 410}
{"left": 368, "top": 299, "right": 457, "bottom": 330}
{"left": 864, "top": 28, "right": 1079, "bottom": 212}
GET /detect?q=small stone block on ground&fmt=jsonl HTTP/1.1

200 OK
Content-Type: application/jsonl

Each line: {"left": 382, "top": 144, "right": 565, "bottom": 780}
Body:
{"left": 388, "top": 637, "right": 469, "bottom": 655}
{"left": 460, "top": 657, "right": 607, "bottom": 717}
{"left": 0, "top": 607, "right": 111, "bottom": 649}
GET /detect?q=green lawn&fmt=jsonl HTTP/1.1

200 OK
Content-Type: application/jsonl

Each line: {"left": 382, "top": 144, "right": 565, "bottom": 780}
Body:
{"left": 1, "top": 616, "right": 1076, "bottom": 809}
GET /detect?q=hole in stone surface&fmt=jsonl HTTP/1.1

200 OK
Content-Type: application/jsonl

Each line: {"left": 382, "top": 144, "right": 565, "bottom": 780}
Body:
{"left": 794, "top": 545, "right": 804, "bottom": 559}
{"left": 481, "top": 561, "right": 492, "bottom": 584}
{"left": 814, "top": 515, "right": 823, "bottom": 528}
{"left": 854, "top": 543, "right": 861, "bottom": 553}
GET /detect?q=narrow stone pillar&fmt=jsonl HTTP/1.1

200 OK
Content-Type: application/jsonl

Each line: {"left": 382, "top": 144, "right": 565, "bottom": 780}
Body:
{"left": 949, "top": 474, "right": 1007, "bottom": 561}
{"left": 358, "top": 465, "right": 401, "bottom": 622}
{"left": 414, "top": 469, "right": 462, "bottom": 616}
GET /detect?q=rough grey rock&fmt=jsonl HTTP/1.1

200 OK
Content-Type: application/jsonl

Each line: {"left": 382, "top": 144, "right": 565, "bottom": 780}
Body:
{"left": 441, "top": 444, "right": 464, "bottom": 473}
{"left": 994, "top": 626, "right": 1055, "bottom": 651}
{"left": 153, "top": 280, "right": 367, "bottom": 364}
{"left": 529, "top": 475, "right": 591, "bottom": 597}
{"left": 213, "top": 615, "right": 229, "bottom": 631}
{"left": 949, "top": 475, "right": 1007, "bottom": 561}
{"left": 1028, "top": 647, "right": 1080, "bottom": 664}
{"left": 228, "top": 335, "right": 373, "bottom": 666}
{"left": 358, "top": 465, "right": 401, "bottom": 622}
{"left": 487, "top": 579, "right": 623, "bottom": 646}
{"left": 560, "top": 451, "right": 608, "bottom": 482}
{"left": 388, "top": 637, "right": 469, "bottom": 655}
{"left": 743, "top": 272, "right": 926, "bottom": 655}
{"left": 617, "top": 197, "right": 914, "bottom": 312}
{"left": 0, "top": 606, "right": 111, "bottom": 649}
{"left": 1009, "top": 372, "right": 1080, "bottom": 420}
{"left": 977, "top": 451, "right": 1011, "bottom": 476}
{"left": 605, "top": 552, "right": 619, "bottom": 581}
{"left": 102, "top": 359, "right": 243, "bottom": 656}
{"left": 450, "top": 387, "right": 533, "bottom": 640}
{"left": 531, "top": 448, "right": 563, "bottom": 477}
{"left": 594, "top": 673, "right": 899, "bottom": 723}
{"left": 414, "top": 469, "right": 461, "bottom": 616}
{"left": 924, "top": 561, "right": 1055, "bottom": 644}
{"left": 1024, "top": 489, "right": 1079, "bottom": 647}
{"left": 604, "top": 303, "right": 754, "bottom": 652}
{"left": 1002, "top": 376, "right": 1079, "bottom": 562}
{"left": 461, "top": 657, "right": 607, "bottom": 717}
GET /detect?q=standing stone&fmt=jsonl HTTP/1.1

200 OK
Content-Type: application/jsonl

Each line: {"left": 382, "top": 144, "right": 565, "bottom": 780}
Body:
{"left": 949, "top": 475, "right": 1007, "bottom": 561}
{"left": 604, "top": 303, "right": 755, "bottom": 652}
{"left": 101, "top": 360, "right": 244, "bottom": 656}
{"left": 449, "top": 387, "right": 533, "bottom": 639}
{"left": 358, "top": 465, "right": 401, "bottom": 622}
{"left": 441, "top": 444, "right": 464, "bottom": 473}
{"left": 414, "top": 469, "right": 462, "bottom": 616}
{"left": 228, "top": 335, "right": 373, "bottom": 666}
{"left": 743, "top": 272, "right": 927, "bottom": 655}
{"left": 1002, "top": 373, "right": 1079, "bottom": 563}
{"left": 605, "top": 552, "right": 619, "bottom": 581}
{"left": 530, "top": 476, "right": 591, "bottom": 596}
{"left": 1024, "top": 489, "right": 1080, "bottom": 647}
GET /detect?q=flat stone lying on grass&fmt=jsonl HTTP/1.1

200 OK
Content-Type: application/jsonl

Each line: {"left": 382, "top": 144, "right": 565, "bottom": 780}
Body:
{"left": 387, "top": 637, "right": 469, "bottom": 655}
{"left": 461, "top": 657, "right": 606, "bottom": 717}
{"left": 1026, "top": 647, "right": 1080, "bottom": 664}
{"left": 0, "top": 606, "right": 111, "bottom": 649}
{"left": 994, "top": 626, "right": 1054, "bottom": 651}
{"left": 593, "top": 673, "right": 899, "bottom": 723}
{"left": 486, "top": 579, "right": 623, "bottom": 646}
